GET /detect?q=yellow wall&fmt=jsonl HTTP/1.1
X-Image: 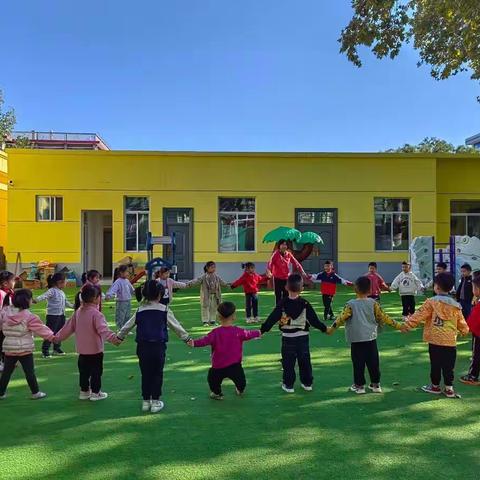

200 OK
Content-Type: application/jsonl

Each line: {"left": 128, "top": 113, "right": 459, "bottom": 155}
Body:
{"left": 5, "top": 149, "right": 446, "bottom": 269}
{"left": 0, "top": 150, "right": 8, "bottom": 261}
{"left": 436, "top": 157, "right": 480, "bottom": 242}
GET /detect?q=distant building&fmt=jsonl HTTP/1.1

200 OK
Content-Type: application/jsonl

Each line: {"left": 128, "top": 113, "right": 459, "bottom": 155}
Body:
{"left": 6, "top": 131, "right": 109, "bottom": 150}
{"left": 466, "top": 133, "right": 480, "bottom": 149}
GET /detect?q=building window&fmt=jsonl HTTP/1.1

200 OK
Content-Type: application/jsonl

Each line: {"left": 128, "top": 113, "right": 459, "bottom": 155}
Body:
{"left": 451, "top": 201, "right": 480, "bottom": 238}
{"left": 125, "top": 197, "right": 149, "bottom": 251}
{"left": 36, "top": 196, "right": 63, "bottom": 221}
{"left": 374, "top": 198, "right": 410, "bottom": 251}
{"left": 297, "top": 210, "right": 334, "bottom": 225}
{"left": 219, "top": 198, "right": 255, "bottom": 252}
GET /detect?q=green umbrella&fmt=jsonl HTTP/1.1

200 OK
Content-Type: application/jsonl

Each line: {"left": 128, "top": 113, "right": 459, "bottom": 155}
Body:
{"left": 297, "top": 231, "right": 324, "bottom": 245}
{"left": 262, "top": 226, "right": 302, "bottom": 243}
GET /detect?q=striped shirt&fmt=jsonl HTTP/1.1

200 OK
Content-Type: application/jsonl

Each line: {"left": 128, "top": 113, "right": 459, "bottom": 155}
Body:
{"left": 36, "top": 287, "right": 73, "bottom": 316}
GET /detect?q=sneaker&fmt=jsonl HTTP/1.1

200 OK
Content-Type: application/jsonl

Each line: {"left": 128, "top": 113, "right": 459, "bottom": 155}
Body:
{"left": 209, "top": 321, "right": 216, "bottom": 326}
{"left": 142, "top": 400, "right": 151, "bottom": 412}
{"left": 443, "top": 387, "right": 458, "bottom": 399}
{"left": 281, "top": 384, "right": 295, "bottom": 394}
{"left": 254, "top": 317, "right": 260, "bottom": 323}
{"left": 41, "top": 353, "right": 52, "bottom": 359}
{"left": 78, "top": 390, "right": 91, "bottom": 400}
{"left": 350, "top": 384, "right": 366, "bottom": 394}
{"left": 235, "top": 388, "right": 244, "bottom": 396}
{"left": 301, "top": 384, "right": 313, "bottom": 391}
{"left": 210, "top": 392, "right": 224, "bottom": 400}
{"left": 246, "top": 317, "right": 254, "bottom": 324}
{"left": 459, "top": 375, "right": 480, "bottom": 386}
{"left": 421, "top": 384, "right": 442, "bottom": 395}
{"left": 0, "top": 393, "right": 6, "bottom": 399}
{"left": 368, "top": 383, "right": 383, "bottom": 393}
{"left": 53, "top": 349, "right": 66, "bottom": 356}
{"left": 32, "top": 391, "right": 47, "bottom": 400}
{"left": 202, "top": 322, "right": 209, "bottom": 327}
{"left": 89, "top": 391, "right": 108, "bottom": 401}
{"left": 150, "top": 400, "right": 164, "bottom": 413}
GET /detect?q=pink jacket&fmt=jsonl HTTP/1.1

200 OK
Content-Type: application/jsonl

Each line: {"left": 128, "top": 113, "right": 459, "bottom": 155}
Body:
{"left": 267, "top": 250, "right": 305, "bottom": 280}
{"left": 0, "top": 307, "right": 55, "bottom": 355}
{"left": 55, "top": 304, "right": 117, "bottom": 355}
{"left": 193, "top": 326, "right": 261, "bottom": 369}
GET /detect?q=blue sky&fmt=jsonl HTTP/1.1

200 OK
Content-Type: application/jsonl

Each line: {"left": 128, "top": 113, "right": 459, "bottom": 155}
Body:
{"left": 2, "top": 1, "right": 479, "bottom": 151}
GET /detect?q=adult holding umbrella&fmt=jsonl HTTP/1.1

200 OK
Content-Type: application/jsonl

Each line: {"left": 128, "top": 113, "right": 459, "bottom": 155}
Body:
{"left": 264, "top": 228, "right": 310, "bottom": 305}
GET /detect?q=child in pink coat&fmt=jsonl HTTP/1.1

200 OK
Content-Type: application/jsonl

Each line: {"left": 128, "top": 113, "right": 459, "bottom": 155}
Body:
{"left": 0, "top": 289, "right": 55, "bottom": 400}
{"left": 55, "top": 284, "right": 121, "bottom": 401}
{"left": 188, "top": 301, "right": 261, "bottom": 399}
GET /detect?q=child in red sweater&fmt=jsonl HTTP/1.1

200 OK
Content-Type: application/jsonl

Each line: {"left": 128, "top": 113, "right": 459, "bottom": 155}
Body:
{"left": 231, "top": 262, "right": 269, "bottom": 324}
{"left": 188, "top": 302, "right": 261, "bottom": 400}
{"left": 460, "top": 276, "right": 480, "bottom": 386}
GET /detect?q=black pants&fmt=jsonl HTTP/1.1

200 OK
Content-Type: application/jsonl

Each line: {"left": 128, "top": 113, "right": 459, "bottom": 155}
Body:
{"left": 401, "top": 295, "right": 415, "bottom": 316}
{"left": 0, "top": 354, "right": 39, "bottom": 395}
{"left": 245, "top": 293, "right": 258, "bottom": 318}
{"left": 429, "top": 343, "right": 456, "bottom": 386}
{"left": 274, "top": 278, "right": 288, "bottom": 306}
{"left": 468, "top": 335, "right": 480, "bottom": 379}
{"left": 322, "top": 294, "right": 334, "bottom": 320}
{"left": 208, "top": 362, "right": 246, "bottom": 395}
{"left": 281, "top": 335, "right": 313, "bottom": 388}
{"left": 351, "top": 340, "right": 380, "bottom": 386}
{"left": 459, "top": 299, "right": 472, "bottom": 320}
{"left": 42, "top": 314, "right": 66, "bottom": 354}
{"left": 137, "top": 342, "right": 166, "bottom": 400}
{"left": 0, "top": 331, "right": 4, "bottom": 362}
{"left": 78, "top": 353, "right": 104, "bottom": 394}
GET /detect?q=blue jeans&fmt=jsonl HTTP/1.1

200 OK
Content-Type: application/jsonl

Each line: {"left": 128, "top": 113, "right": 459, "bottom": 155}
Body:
{"left": 245, "top": 293, "right": 258, "bottom": 318}
{"left": 281, "top": 335, "right": 313, "bottom": 388}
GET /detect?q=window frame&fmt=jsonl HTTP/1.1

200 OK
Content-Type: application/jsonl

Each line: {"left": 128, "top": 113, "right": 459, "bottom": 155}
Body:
{"left": 374, "top": 197, "right": 411, "bottom": 252}
{"left": 450, "top": 200, "right": 480, "bottom": 237}
{"left": 218, "top": 197, "right": 256, "bottom": 253}
{"left": 36, "top": 195, "right": 63, "bottom": 222}
{"left": 124, "top": 196, "right": 150, "bottom": 252}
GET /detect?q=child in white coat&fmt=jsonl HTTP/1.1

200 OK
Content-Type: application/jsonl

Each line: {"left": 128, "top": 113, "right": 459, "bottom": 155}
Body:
{"left": 390, "top": 261, "right": 424, "bottom": 320}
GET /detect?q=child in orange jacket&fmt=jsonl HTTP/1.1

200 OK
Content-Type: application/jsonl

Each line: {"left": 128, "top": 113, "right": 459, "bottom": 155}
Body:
{"left": 403, "top": 272, "right": 469, "bottom": 398}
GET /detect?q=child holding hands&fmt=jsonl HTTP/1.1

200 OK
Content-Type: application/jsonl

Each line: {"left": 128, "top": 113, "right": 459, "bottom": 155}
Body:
{"left": 261, "top": 273, "right": 328, "bottom": 393}
{"left": 54, "top": 284, "right": 121, "bottom": 401}
{"left": 188, "top": 301, "right": 260, "bottom": 399}
{"left": 187, "top": 261, "right": 229, "bottom": 326}
{"left": 117, "top": 280, "right": 191, "bottom": 413}
{"left": 403, "top": 272, "right": 469, "bottom": 398}
{"left": 231, "top": 262, "right": 269, "bottom": 324}
{"left": 328, "top": 276, "right": 402, "bottom": 394}
{"left": 0, "top": 289, "right": 56, "bottom": 400}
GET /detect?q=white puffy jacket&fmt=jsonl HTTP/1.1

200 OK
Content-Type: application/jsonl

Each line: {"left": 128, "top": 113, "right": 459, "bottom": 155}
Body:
{"left": 0, "top": 307, "right": 54, "bottom": 354}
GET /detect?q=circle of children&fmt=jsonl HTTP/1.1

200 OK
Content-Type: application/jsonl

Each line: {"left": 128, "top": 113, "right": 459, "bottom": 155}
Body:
{"left": 0, "top": 239, "right": 479, "bottom": 412}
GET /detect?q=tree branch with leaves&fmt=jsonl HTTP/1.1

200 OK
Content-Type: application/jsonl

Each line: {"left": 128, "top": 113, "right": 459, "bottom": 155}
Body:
{"left": 0, "top": 90, "right": 15, "bottom": 145}
{"left": 340, "top": 1, "right": 480, "bottom": 93}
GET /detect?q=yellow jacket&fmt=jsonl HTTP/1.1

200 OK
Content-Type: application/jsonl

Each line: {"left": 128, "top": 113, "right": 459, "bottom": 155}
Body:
{"left": 405, "top": 295, "right": 469, "bottom": 347}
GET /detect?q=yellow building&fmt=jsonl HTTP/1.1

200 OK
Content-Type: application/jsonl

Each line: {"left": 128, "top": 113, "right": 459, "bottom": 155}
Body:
{"left": 3, "top": 149, "right": 480, "bottom": 281}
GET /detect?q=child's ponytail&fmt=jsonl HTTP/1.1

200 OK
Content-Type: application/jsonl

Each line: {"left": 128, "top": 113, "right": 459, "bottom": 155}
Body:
{"left": 47, "top": 272, "right": 66, "bottom": 289}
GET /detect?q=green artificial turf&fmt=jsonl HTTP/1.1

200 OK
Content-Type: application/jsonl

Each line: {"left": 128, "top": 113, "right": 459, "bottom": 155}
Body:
{"left": 1, "top": 286, "right": 479, "bottom": 480}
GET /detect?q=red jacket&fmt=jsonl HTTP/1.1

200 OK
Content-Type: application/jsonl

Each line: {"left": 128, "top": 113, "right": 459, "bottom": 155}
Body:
{"left": 467, "top": 303, "right": 480, "bottom": 337}
{"left": 267, "top": 250, "right": 304, "bottom": 280}
{"left": 231, "top": 272, "right": 268, "bottom": 294}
